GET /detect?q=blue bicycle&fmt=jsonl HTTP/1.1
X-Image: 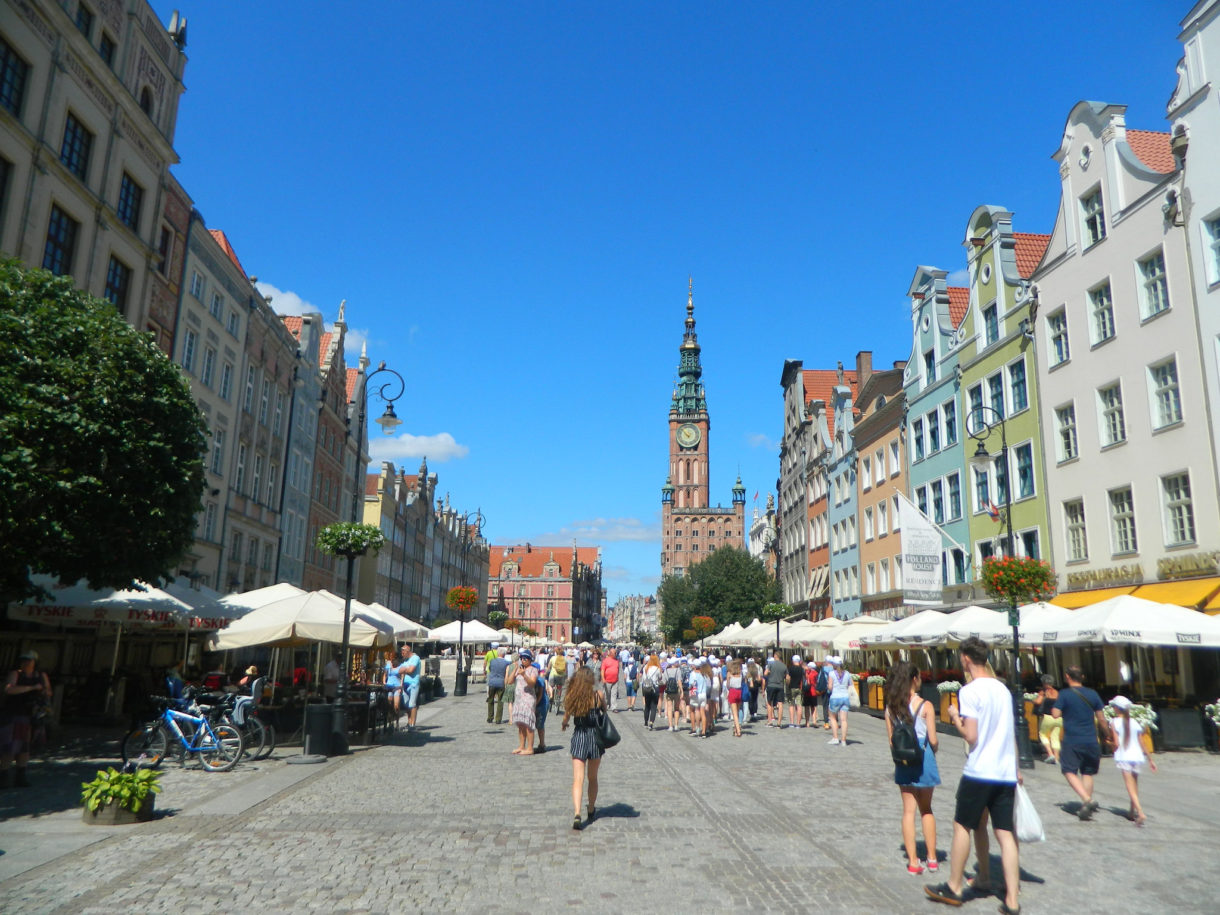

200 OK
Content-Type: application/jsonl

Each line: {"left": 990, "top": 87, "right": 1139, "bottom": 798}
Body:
{"left": 121, "top": 694, "right": 245, "bottom": 772}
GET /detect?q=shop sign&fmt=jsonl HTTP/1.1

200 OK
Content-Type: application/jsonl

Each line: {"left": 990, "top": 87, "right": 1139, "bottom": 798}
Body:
{"left": 1156, "top": 551, "right": 1220, "bottom": 580}
{"left": 1064, "top": 564, "right": 1143, "bottom": 590}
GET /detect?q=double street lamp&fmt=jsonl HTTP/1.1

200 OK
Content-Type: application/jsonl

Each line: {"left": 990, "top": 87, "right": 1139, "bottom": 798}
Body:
{"left": 333, "top": 361, "right": 405, "bottom": 751}
{"left": 453, "top": 508, "right": 486, "bottom": 697}
{"left": 967, "top": 404, "right": 1036, "bottom": 770}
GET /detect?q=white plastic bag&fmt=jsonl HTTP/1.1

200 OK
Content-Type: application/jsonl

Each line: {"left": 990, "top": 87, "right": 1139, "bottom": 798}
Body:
{"left": 848, "top": 681, "right": 860, "bottom": 709}
{"left": 1013, "top": 783, "right": 1045, "bottom": 843}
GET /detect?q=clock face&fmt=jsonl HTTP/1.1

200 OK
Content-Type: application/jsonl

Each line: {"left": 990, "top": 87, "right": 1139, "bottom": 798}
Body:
{"left": 676, "top": 423, "right": 701, "bottom": 449}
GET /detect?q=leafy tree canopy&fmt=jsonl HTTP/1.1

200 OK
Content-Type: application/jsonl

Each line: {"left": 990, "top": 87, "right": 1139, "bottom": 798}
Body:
{"left": 631, "top": 628, "right": 656, "bottom": 650}
{"left": 0, "top": 261, "right": 206, "bottom": 602}
{"left": 657, "top": 545, "right": 779, "bottom": 643}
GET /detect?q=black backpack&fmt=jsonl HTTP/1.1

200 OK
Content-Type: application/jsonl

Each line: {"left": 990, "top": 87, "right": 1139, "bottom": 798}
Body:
{"left": 891, "top": 700, "right": 926, "bottom": 766}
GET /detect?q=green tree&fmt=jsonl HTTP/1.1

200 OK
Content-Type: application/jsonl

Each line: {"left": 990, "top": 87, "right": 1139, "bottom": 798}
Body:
{"left": 657, "top": 546, "right": 779, "bottom": 643}
{"left": 631, "top": 628, "right": 655, "bottom": 651}
{"left": 0, "top": 261, "right": 206, "bottom": 602}
{"left": 657, "top": 572, "right": 697, "bottom": 644}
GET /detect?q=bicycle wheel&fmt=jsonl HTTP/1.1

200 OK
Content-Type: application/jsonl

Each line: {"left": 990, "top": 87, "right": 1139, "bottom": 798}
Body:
{"left": 197, "top": 724, "right": 244, "bottom": 771}
{"left": 255, "top": 721, "right": 276, "bottom": 761}
{"left": 121, "top": 723, "right": 170, "bottom": 768}
{"left": 241, "top": 716, "right": 267, "bottom": 760}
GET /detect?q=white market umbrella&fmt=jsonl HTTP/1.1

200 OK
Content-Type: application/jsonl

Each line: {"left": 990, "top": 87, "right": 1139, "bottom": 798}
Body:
{"left": 749, "top": 620, "right": 797, "bottom": 648}
{"left": 207, "top": 590, "right": 394, "bottom": 650}
{"left": 355, "top": 600, "right": 430, "bottom": 640}
{"left": 825, "top": 615, "right": 890, "bottom": 651}
{"left": 1020, "top": 594, "right": 1220, "bottom": 647}
{"left": 946, "top": 601, "right": 1072, "bottom": 646}
{"left": 860, "top": 609, "right": 951, "bottom": 649}
{"left": 426, "top": 618, "right": 502, "bottom": 644}
{"left": 894, "top": 606, "right": 1005, "bottom": 647}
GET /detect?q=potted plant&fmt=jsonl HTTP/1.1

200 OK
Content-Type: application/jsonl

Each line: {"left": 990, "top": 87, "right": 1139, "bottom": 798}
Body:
{"left": 1105, "top": 702, "right": 1160, "bottom": 756}
{"left": 866, "top": 675, "right": 886, "bottom": 709}
{"left": 979, "top": 556, "right": 1057, "bottom": 605}
{"left": 81, "top": 766, "right": 161, "bottom": 825}
{"left": 937, "top": 680, "right": 962, "bottom": 722}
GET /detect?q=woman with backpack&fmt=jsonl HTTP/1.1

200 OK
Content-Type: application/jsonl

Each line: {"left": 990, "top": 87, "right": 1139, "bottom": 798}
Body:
{"left": 663, "top": 659, "right": 683, "bottom": 731}
{"left": 884, "top": 660, "right": 940, "bottom": 875}
{"left": 640, "top": 654, "right": 662, "bottom": 730}
{"left": 725, "top": 658, "right": 744, "bottom": 737}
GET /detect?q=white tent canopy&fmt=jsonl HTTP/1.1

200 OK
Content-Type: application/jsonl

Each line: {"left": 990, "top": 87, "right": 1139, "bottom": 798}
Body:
{"left": 864, "top": 606, "right": 1006, "bottom": 649}
{"left": 824, "top": 615, "right": 890, "bottom": 651}
{"left": 945, "top": 601, "right": 1072, "bottom": 645}
{"left": 426, "top": 618, "right": 502, "bottom": 644}
{"left": 206, "top": 590, "right": 394, "bottom": 650}
{"left": 1019, "top": 594, "right": 1220, "bottom": 646}
{"left": 316, "top": 591, "right": 429, "bottom": 640}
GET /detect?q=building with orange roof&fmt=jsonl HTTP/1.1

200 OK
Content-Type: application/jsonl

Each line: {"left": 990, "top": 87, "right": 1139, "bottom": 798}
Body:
{"left": 660, "top": 283, "right": 747, "bottom": 580}
{"left": 275, "top": 312, "right": 324, "bottom": 588}
{"left": 1030, "top": 99, "right": 1220, "bottom": 611}
{"left": 487, "top": 544, "right": 603, "bottom": 643}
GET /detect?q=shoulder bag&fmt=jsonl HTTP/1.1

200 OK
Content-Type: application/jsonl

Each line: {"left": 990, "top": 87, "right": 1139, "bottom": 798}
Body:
{"left": 589, "top": 706, "right": 621, "bottom": 751}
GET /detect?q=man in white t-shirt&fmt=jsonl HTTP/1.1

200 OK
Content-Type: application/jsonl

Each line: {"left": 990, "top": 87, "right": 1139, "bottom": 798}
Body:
{"left": 925, "top": 637, "right": 1020, "bottom": 915}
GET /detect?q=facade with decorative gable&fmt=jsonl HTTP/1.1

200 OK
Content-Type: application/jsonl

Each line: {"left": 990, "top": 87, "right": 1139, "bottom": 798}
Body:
{"left": 827, "top": 359, "right": 862, "bottom": 618}
{"left": 489, "top": 546, "right": 603, "bottom": 644}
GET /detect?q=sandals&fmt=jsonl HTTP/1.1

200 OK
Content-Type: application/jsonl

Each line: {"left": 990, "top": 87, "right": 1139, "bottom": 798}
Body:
{"left": 997, "top": 903, "right": 1021, "bottom": 915}
{"left": 924, "top": 882, "right": 964, "bottom": 906}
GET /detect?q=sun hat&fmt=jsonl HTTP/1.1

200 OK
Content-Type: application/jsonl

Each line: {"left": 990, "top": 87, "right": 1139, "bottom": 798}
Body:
{"left": 245, "top": 665, "right": 259, "bottom": 675}
{"left": 519, "top": 649, "right": 534, "bottom": 661}
{"left": 1108, "top": 695, "right": 1133, "bottom": 711}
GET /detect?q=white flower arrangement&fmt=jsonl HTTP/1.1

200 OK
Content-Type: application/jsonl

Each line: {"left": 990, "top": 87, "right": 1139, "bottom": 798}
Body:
{"left": 1023, "top": 692, "right": 1040, "bottom": 704}
{"left": 1103, "top": 702, "right": 1160, "bottom": 733}
{"left": 1203, "top": 701, "right": 1220, "bottom": 727}
{"left": 866, "top": 675, "right": 885, "bottom": 686}
{"left": 937, "top": 680, "right": 963, "bottom": 694}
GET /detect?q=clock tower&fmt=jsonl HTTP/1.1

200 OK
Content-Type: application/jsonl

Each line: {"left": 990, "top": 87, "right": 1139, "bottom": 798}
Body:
{"left": 660, "top": 279, "right": 746, "bottom": 579}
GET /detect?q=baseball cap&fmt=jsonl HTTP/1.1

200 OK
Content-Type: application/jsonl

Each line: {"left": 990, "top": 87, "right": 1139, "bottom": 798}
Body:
{"left": 791, "top": 654, "right": 802, "bottom": 663}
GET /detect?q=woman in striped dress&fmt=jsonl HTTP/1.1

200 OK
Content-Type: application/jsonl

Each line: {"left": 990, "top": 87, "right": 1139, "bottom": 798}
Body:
{"left": 561, "top": 666, "right": 605, "bottom": 830}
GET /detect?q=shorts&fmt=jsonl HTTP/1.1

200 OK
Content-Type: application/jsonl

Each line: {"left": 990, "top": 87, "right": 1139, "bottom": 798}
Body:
{"left": 402, "top": 680, "right": 420, "bottom": 709}
{"left": 766, "top": 686, "right": 784, "bottom": 706}
{"left": 689, "top": 695, "right": 707, "bottom": 708}
{"left": 549, "top": 675, "right": 565, "bottom": 687}
{"left": 626, "top": 681, "right": 637, "bottom": 697}
{"left": 1116, "top": 761, "right": 1145, "bottom": 774}
{"left": 802, "top": 691, "right": 817, "bottom": 709}
{"left": 785, "top": 686, "right": 801, "bottom": 705}
{"left": 535, "top": 696, "right": 549, "bottom": 729}
{"left": 829, "top": 696, "right": 850, "bottom": 714}
{"left": 1059, "top": 741, "right": 1101, "bottom": 776}
{"left": 953, "top": 775, "right": 1016, "bottom": 832}
{"left": 728, "top": 688, "right": 742, "bottom": 705}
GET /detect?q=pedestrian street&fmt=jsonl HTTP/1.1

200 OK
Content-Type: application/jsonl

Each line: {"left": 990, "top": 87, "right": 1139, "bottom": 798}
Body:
{"left": 1, "top": 693, "right": 1217, "bottom": 914}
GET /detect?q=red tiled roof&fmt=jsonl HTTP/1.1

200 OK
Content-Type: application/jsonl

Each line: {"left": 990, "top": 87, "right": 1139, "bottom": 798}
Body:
{"left": 365, "top": 474, "right": 381, "bottom": 496}
{"left": 1126, "top": 129, "right": 1175, "bottom": 174}
{"left": 400, "top": 474, "right": 419, "bottom": 490}
{"left": 489, "top": 546, "right": 600, "bottom": 578}
{"left": 319, "top": 331, "right": 333, "bottom": 363}
{"left": 947, "top": 287, "right": 969, "bottom": 329}
{"left": 208, "top": 229, "right": 246, "bottom": 276}
{"left": 802, "top": 368, "right": 857, "bottom": 438}
{"left": 282, "top": 316, "right": 303, "bottom": 339}
{"left": 1013, "top": 234, "right": 1050, "bottom": 279}
{"left": 346, "top": 368, "right": 360, "bottom": 402}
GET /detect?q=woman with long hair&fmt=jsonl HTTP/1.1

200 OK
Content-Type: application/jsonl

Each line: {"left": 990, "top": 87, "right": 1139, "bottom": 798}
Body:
{"left": 726, "top": 658, "right": 744, "bottom": 737}
{"left": 641, "top": 654, "right": 662, "bottom": 730}
{"left": 1107, "top": 695, "right": 1156, "bottom": 826}
{"left": 826, "top": 656, "right": 852, "bottom": 746}
{"left": 663, "top": 659, "right": 682, "bottom": 731}
{"left": 884, "top": 660, "right": 940, "bottom": 875}
{"left": 507, "top": 649, "right": 539, "bottom": 755}
{"left": 562, "top": 666, "right": 606, "bottom": 829}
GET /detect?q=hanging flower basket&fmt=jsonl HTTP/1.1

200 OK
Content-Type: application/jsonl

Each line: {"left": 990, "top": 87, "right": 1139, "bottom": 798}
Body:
{"left": 446, "top": 586, "right": 479, "bottom": 613}
{"left": 316, "top": 522, "right": 386, "bottom": 558}
{"left": 980, "top": 556, "right": 1057, "bottom": 605}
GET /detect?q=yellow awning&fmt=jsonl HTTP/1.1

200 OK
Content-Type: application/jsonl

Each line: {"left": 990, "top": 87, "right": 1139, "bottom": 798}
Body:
{"left": 1051, "top": 586, "right": 1137, "bottom": 609}
{"left": 1131, "top": 577, "right": 1220, "bottom": 609}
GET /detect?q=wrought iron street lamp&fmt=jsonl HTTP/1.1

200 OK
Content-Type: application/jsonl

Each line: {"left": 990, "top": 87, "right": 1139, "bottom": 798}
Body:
{"left": 453, "top": 509, "right": 486, "bottom": 697}
{"left": 967, "top": 404, "right": 1036, "bottom": 770}
{"left": 333, "top": 361, "right": 405, "bottom": 750}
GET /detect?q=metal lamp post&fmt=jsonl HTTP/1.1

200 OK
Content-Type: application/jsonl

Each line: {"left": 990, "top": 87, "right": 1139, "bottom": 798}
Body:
{"left": 453, "top": 509, "right": 486, "bottom": 697}
{"left": 333, "top": 361, "right": 405, "bottom": 751}
{"left": 967, "top": 404, "right": 1036, "bottom": 770}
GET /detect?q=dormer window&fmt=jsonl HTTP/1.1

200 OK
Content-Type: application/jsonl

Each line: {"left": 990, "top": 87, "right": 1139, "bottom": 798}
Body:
{"left": 1081, "top": 189, "right": 1106, "bottom": 247}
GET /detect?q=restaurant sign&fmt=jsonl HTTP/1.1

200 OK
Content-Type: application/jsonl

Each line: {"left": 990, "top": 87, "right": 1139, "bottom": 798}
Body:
{"left": 1064, "top": 564, "right": 1143, "bottom": 590}
{"left": 1157, "top": 551, "right": 1220, "bottom": 580}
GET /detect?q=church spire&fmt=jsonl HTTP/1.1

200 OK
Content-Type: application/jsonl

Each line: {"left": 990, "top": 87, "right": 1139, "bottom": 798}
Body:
{"left": 672, "top": 277, "right": 706, "bottom": 415}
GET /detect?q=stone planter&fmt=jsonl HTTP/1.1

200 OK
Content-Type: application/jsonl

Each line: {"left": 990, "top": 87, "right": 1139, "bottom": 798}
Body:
{"left": 82, "top": 796, "right": 155, "bottom": 825}
{"left": 939, "top": 692, "right": 959, "bottom": 723}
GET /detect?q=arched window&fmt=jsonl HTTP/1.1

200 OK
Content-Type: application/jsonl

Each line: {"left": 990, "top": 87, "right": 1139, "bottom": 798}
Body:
{"left": 139, "top": 87, "right": 153, "bottom": 116}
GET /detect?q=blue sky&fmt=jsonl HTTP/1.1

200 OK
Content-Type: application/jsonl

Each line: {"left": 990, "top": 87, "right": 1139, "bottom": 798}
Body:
{"left": 155, "top": 1, "right": 1184, "bottom": 603}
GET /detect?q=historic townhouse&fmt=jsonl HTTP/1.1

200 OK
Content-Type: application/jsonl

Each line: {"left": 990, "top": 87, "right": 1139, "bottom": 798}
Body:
{"left": 0, "top": 0, "right": 187, "bottom": 349}
{"left": 827, "top": 359, "right": 863, "bottom": 618}
{"left": 1032, "top": 100, "right": 1220, "bottom": 611}
{"left": 488, "top": 546, "right": 602, "bottom": 644}
{"left": 957, "top": 207, "right": 1051, "bottom": 572}
{"left": 903, "top": 271, "right": 972, "bottom": 601}
{"left": 276, "top": 313, "right": 323, "bottom": 587}
{"left": 853, "top": 354, "right": 908, "bottom": 619}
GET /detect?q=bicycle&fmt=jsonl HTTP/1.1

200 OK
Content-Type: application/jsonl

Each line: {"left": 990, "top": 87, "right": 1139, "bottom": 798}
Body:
{"left": 195, "top": 684, "right": 276, "bottom": 761}
{"left": 121, "top": 695, "right": 244, "bottom": 771}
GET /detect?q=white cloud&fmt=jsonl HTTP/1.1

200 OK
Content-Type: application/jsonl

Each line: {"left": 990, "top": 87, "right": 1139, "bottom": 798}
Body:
{"left": 369, "top": 432, "right": 469, "bottom": 464}
{"left": 343, "top": 326, "right": 371, "bottom": 363}
{"left": 947, "top": 268, "right": 969, "bottom": 287}
{"left": 256, "top": 281, "right": 318, "bottom": 317}
{"left": 601, "top": 565, "right": 634, "bottom": 582}
{"left": 748, "top": 432, "right": 778, "bottom": 451}
{"left": 536, "top": 517, "right": 660, "bottom": 544}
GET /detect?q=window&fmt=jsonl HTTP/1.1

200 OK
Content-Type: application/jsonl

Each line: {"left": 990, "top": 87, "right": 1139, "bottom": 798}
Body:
{"left": 1056, "top": 404, "right": 1078, "bottom": 462}
{"left": 211, "top": 428, "right": 226, "bottom": 474}
{"left": 262, "top": 542, "right": 274, "bottom": 572}
{"left": 1090, "top": 282, "right": 1115, "bottom": 343}
{"left": 967, "top": 384, "right": 983, "bottom": 428}
{"left": 1015, "top": 443, "right": 1034, "bottom": 499}
{"left": 219, "top": 362, "right": 234, "bottom": 401}
{"left": 1162, "top": 473, "right": 1195, "bottom": 546}
{"left": 235, "top": 443, "right": 247, "bottom": 494}
{"left": 75, "top": 4, "right": 95, "bottom": 39}
{"left": 203, "top": 502, "right": 217, "bottom": 542}
{"left": 259, "top": 378, "right": 271, "bottom": 425}
{"left": 99, "top": 32, "right": 115, "bottom": 67}
{"left": 943, "top": 400, "right": 957, "bottom": 446}
{"left": 60, "top": 113, "right": 93, "bottom": 181}
{"left": 43, "top": 205, "right": 79, "bottom": 275}
{"left": 1048, "top": 309, "right": 1070, "bottom": 365}
{"left": 1064, "top": 500, "right": 1088, "bottom": 561}
{"left": 864, "top": 507, "right": 874, "bottom": 540}
{"left": 1081, "top": 188, "right": 1106, "bottom": 247}
{"left": 983, "top": 303, "right": 999, "bottom": 345}
{"left": 200, "top": 347, "right": 216, "bottom": 388}
{"left": 190, "top": 270, "right": 204, "bottom": 299}
{"left": 1109, "top": 487, "right": 1137, "bottom": 553}
{"left": 209, "top": 291, "right": 224, "bottom": 320}
{"left": 926, "top": 411, "right": 940, "bottom": 453}
{"left": 994, "top": 450, "right": 1009, "bottom": 505}
{"left": 880, "top": 557, "right": 890, "bottom": 589}
{"left": 1206, "top": 217, "right": 1220, "bottom": 285}
{"left": 103, "top": 256, "right": 131, "bottom": 310}
{"left": 889, "top": 441, "right": 900, "bottom": 476}
{"left": 1021, "top": 530, "right": 1040, "bottom": 560}
{"left": 1149, "top": 359, "right": 1182, "bottom": 428}
{"left": 139, "top": 86, "right": 153, "bottom": 116}
{"left": 1139, "top": 250, "right": 1170, "bottom": 318}
{"left": 861, "top": 456, "right": 871, "bottom": 490}
{"left": 974, "top": 467, "right": 990, "bottom": 512}
{"left": 877, "top": 499, "right": 888, "bottom": 535}
{"left": 247, "top": 536, "right": 258, "bottom": 567}
{"left": 951, "top": 549, "right": 965, "bottom": 584}
{"left": 252, "top": 455, "right": 263, "bottom": 500}
{"left": 230, "top": 531, "right": 243, "bottom": 562}
{"left": 181, "top": 329, "right": 198, "bottom": 373}
{"left": 227, "top": 310, "right": 240, "bottom": 336}
{"left": 891, "top": 495, "right": 901, "bottom": 530}
{"left": 912, "top": 418, "right": 925, "bottom": 461}
{"left": 116, "top": 173, "right": 143, "bottom": 230}
{"left": 244, "top": 368, "right": 256, "bottom": 412}
{"left": 931, "top": 480, "right": 944, "bottom": 525}
{"left": 947, "top": 472, "right": 962, "bottom": 520}
{"left": 1009, "top": 360, "right": 1028, "bottom": 412}
{"left": 924, "top": 349, "right": 936, "bottom": 382}
{"left": 1, "top": 37, "right": 30, "bottom": 117}
{"left": 156, "top": 227, "right": 172, "bottom": 275}
{"left": 916, "top": 486, "right": 929, "bottom": 516}
{"left": 987, "top": 373, "right": 1005, "bottom": 418}
{"left": 1098, "top": 384, "right": 1126, "bottom": 447}
{"left": 273, "top": 392, "right": 285, "bottom": 437}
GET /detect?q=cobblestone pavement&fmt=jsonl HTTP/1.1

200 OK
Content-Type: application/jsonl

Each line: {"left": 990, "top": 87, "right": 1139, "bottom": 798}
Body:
{"left": 1, "top": 694, "right": 1217, "bottom": 913}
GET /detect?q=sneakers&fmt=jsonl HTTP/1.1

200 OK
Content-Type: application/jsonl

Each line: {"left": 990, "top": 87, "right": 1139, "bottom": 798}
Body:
{"left": 1078, "top": 798, "right": 1099, "bottom": 820}
{"left": 907, "top": 864, "right": 925, "bottom": 875}
{"left": 926, "top": 859, "right": 939, "bottom": 873}
{"left": 828, "top": 738, "right": 841, "bottom": 745}
{"left": 924, "top": 882, "right": 964, "bottom": 906}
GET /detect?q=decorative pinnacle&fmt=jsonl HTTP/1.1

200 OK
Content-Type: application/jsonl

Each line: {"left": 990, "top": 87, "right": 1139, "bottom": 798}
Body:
{"left": 686, "top": 276, "right": 695, "bottom": 331}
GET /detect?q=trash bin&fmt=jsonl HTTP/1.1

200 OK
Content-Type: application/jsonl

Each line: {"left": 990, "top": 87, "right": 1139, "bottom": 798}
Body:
{"left": 304, "top": 703, "right": 333, "bottom": 756}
